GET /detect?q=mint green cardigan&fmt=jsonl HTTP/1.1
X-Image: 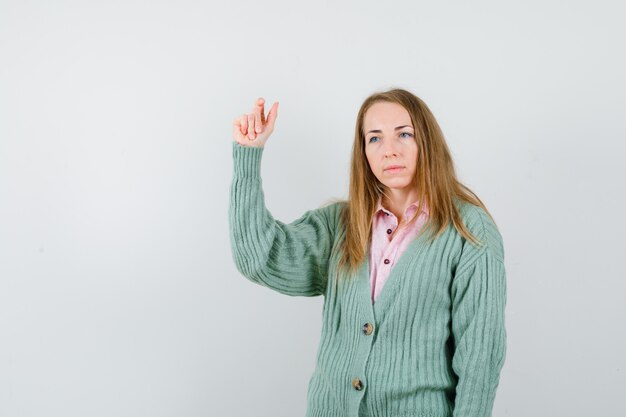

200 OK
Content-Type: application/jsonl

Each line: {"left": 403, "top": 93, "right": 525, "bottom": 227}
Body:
{"left": 229, "top": 142, "right": 507, "bottom": 417}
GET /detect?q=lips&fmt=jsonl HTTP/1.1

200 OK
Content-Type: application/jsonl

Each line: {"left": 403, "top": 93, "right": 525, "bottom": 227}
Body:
{"left": 384, "top": 165, "right": 404, "bottom": 171}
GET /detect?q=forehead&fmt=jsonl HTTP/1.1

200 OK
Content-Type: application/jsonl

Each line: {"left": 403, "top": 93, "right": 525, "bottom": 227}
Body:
{"left": 363, "top": 101, "right": 412, "bottom": 128}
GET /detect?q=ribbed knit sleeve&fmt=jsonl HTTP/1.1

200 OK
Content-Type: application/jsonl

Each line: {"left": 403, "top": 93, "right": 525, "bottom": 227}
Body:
{"left": 228, "top": 141, "right": 335, "bottom": 297}
{"left": 450, "top": 210, "right": 507, "bottom": 417}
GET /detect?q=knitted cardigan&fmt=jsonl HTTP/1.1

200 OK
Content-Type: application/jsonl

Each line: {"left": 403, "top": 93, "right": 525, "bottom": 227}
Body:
{"left": 229, "top": 142, "right": 507, "bottom": 417}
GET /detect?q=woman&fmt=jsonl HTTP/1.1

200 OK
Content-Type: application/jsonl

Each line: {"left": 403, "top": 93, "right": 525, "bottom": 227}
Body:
{"left": 229, "top": 88, "right": 507, "bottom": 417}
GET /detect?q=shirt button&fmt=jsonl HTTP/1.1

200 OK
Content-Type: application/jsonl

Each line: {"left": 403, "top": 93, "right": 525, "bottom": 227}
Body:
{"left": 362, "top": 323, "right": 374, "bottom": 335}
{"left": 352, "top": 377, "right": 363, "bottom": 391}
{"left": 384, "top": 259, "right": 390, "bottom": 264}
{"left": 386, "top": 229, "right": 392, "bottom": 234}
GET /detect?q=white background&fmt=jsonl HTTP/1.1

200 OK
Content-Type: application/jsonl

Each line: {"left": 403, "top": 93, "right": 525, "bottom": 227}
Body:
{"left": 1, "top": 1, "right": 625, "bottom": 416}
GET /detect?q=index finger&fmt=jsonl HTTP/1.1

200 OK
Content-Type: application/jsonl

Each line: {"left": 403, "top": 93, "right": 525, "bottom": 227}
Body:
{"left": 255, "top": 97, "right": 266, "bottom": 125}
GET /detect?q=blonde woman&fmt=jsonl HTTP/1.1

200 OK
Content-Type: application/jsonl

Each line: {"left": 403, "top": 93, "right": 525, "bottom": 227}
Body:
{"left": 229, "top": 89, "right": 507, "bottom": 417}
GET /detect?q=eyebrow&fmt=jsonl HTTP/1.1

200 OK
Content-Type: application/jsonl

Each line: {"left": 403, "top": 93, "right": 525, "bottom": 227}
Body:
{"left": 366, "top": 125, "right": 413, "bottom": 135}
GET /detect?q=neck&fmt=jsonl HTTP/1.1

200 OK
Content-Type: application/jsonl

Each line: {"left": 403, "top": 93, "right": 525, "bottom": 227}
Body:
{"left": 382, "top": 187, "right": 420, "bottom": 222}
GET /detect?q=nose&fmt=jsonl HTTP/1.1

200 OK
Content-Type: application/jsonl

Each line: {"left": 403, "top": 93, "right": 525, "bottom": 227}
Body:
{"left": 383, "top": 139, "right": 399, "bottom": 157}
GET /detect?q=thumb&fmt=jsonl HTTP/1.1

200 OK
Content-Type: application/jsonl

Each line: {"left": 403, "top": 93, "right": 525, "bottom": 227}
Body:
{"left": 265, "top": 101, "right": 279, "bottom": 129}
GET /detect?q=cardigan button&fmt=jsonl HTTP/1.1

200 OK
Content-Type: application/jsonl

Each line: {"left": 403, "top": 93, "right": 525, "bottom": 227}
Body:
{"left": 352, "top": 377, "right": 363, "bottom": 391}
{"left": 386, "top": 228, "right": 392, "bottom": 234}
{"left": 384, "top": 258, "right": 390, "bottom": 265}
{"left": 362, "top": 323, "right": 374, "bottom": 335}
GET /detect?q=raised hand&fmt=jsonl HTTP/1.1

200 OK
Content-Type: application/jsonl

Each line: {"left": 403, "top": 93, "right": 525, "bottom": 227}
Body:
{"left": 232, "top": 97, "right": 279, "bottom": 148}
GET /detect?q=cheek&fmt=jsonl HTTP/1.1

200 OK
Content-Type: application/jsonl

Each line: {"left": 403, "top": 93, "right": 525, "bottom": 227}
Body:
{"left": 409, "top": 146, "right": 419, "bottom": 170}
{"left": 364, "top": 151, "right": 376, "bottom": 172}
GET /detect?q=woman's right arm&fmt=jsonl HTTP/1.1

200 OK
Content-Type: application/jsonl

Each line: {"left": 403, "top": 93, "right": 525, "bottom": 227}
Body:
{"left": 228, "top": 98, "right": 336, "bottom": 297}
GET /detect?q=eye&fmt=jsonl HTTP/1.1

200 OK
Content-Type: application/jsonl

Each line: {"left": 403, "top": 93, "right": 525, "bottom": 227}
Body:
{"left": 368, "top": 136, "right": 379, "bottom": 143}
{"left": 400, "top": 132, "right": 413, "bottom": 138}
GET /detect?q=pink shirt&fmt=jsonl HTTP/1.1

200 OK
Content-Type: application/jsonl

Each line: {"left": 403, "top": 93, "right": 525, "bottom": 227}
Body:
{"left": 369, "top": 196, "right": 429, "bottom": 303}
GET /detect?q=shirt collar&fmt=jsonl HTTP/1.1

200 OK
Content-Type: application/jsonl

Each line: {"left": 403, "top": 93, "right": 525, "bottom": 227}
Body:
{"left": 375, "top": 195, "right": 429, "bottom": 219}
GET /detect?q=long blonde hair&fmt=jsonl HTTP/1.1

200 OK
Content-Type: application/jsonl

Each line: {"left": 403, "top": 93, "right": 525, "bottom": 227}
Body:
{"left": 334, "top": 87, "right": 496, "bottom": 280}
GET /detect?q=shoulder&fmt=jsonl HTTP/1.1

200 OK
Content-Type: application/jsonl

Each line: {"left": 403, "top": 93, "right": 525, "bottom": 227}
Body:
{"left": 315, "top": 199, "right": 348, "bottom": 229}
{"left": 287, "top": 200, "right": 346, "bottom": 236}
{"left": 455, "top": 200, "right": 505, "bottom": 264}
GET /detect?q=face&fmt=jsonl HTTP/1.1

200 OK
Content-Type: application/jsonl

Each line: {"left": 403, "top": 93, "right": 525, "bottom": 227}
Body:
{"left": 363, "top": 101, "right": 418, "bottom": 193}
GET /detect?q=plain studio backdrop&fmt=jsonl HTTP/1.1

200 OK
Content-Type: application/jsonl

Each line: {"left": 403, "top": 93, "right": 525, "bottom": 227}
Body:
{"left": 1, "top": 0, "right": 625, "bottom": 416}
